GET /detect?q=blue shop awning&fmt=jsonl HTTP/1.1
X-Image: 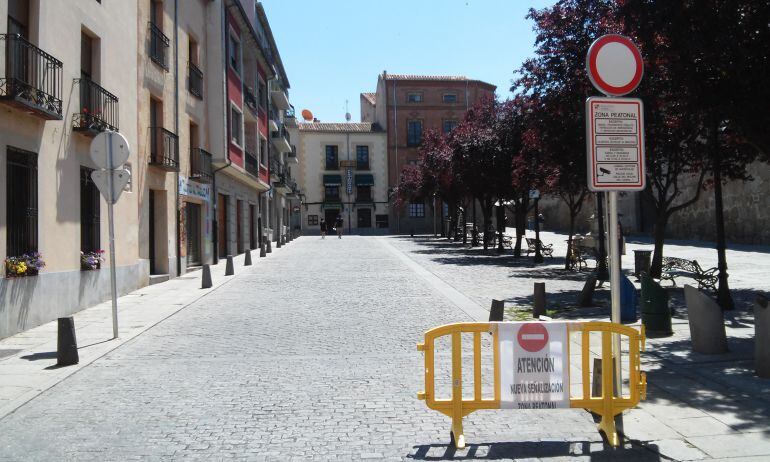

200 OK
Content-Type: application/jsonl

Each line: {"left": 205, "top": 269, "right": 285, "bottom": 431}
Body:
{"left": 355, "top": 174, "right": 374, "bottom": 186}
{"left": 323, "top": 174, "right": 342, "bottom": 185}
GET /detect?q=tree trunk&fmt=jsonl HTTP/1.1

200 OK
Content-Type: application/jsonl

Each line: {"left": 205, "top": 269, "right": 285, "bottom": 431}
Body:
{"left": 713, "top": 161, "right": 734, "bottom": 310}
{"left": 496, "top": 203, "right": 505, "bottom": 252}
{"left": 649, "top": 216, "right": 668, "bottom": 279}
{"left": 462, "top": 201, "right": 468, "bottom": 246}
{"left": 564, "top": 208, "right": 577, "bottom": 270}
{"left": 513, "top": 199, "right": 527, "bottom": 257}
{"left": 482, "top": 200, "right": 492, "bottom": 250}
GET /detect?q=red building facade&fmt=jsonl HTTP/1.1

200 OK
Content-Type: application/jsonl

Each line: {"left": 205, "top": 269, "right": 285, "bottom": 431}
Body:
{"left": 361, "top": 73, "right": 496, "bottom": 233}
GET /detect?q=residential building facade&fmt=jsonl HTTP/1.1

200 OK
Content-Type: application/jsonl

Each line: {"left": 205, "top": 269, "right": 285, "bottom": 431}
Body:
{"left": 0, "top": 0, "right": 141, "bottom": 338}
{"left": 361, "top": 72, "right": 496, "bottom": 234}
{"left": 292, "top": 123, "right": 388, "bottom": 235}
{"left": 0, "top": 0, "right": 293, "bottom": 339}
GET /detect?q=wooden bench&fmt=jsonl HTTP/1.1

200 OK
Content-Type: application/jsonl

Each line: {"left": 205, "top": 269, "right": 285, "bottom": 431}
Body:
{"left": 525, "top": 237, "right": 553, "bottom": 257}
{"left": 661, "top": 257, "right": 718, "bottom": 292}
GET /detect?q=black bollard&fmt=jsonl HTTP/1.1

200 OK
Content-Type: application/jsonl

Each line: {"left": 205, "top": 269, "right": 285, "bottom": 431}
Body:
{"left": 591, "top": 357, "right": 618, "bottom": 397}
{"left": 578, "top": 275, "right": 597, "bottom": 307}
{"left": 57, "top": 317, "right": 79, "bottom": 366}
{"left": 225, "top": 255, "right": 235, "bottom": 276}
{"left": 489, "top": 299, "right": 505, "bottom": 322}
{"left": 244, "top": 248, "right": 252, "bottom": 266}
{"left": 266, "top": 239, "right": 272, "bottom": 253}
{"left": 533, "top": 282, "right": 546, "bottom": 318}
{"left": 201, "top": 264, "right": 212, "bottom": 289}
{"left": 260, "top": 242, "right": 266, "bottom": 258}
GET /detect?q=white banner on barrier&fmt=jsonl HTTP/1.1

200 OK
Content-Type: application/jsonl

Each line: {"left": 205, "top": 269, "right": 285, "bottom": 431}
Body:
{"left": 499, "top": 322, "right": 570, "bottom": 409}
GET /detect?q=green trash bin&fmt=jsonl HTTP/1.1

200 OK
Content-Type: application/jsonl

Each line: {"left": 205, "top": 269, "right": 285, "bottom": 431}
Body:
{"left": 640, "top": 273, "right": 673, "bottom": 336}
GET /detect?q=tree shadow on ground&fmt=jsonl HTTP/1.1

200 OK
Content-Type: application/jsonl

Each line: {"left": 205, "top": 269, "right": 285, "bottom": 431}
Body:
{"left": 407, "top": 440, "right": 662, "bottom": 461}
{"left": 506, "top": 266, "right": 596, "bottom": 282}
{"left": 642, "top": 335, "right": 770, "bottom": 437}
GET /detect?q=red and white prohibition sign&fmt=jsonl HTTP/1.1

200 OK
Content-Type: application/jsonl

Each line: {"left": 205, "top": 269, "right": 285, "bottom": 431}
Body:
{"left": 586, "top": 35, "right": 643, "bottom": 97}
{"left": 517, "top": 323, "right": 549, "bottom": 353}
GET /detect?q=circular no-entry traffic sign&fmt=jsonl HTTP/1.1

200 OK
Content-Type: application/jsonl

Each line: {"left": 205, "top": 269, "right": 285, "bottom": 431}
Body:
{"left": 517, "top": 323, "right": 549, "bottom": 353}
{"left": 586, "top": 34, "right": 643, "bottom": 96}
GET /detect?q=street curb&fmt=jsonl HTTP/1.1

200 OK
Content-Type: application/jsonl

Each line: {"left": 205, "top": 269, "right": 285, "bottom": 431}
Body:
{"left": 0, "top": 241, "right": 296, "bottom": 422}
{"left": 377, "top": 237, "right": 489, "bottom": 322}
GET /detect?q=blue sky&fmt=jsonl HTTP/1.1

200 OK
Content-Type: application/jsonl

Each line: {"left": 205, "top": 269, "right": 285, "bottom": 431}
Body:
{"left": 262, "top": 0, "right": 555, "bottom": 123}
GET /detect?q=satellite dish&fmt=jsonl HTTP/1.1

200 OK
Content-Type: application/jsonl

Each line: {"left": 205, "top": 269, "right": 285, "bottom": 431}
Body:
{"left": 301, "top": 109, "right": 313, "bottom": 121}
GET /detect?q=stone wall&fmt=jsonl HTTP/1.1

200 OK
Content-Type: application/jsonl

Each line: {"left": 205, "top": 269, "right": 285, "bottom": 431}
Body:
{"left": 666, "top": 161, "right": 770, "bottom": 245}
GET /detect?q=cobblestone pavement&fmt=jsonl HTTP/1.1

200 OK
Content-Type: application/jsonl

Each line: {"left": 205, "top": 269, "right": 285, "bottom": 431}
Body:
{"left": 0, "top": 236, "right": 664, "bottom": 461}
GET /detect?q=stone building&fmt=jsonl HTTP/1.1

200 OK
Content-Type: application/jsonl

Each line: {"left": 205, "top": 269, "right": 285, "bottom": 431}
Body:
{"left": 361, "top": 72, "right": 496, "bottom": 234}
{"left": 291, "top": 123, "right": 388, "bottom": 235}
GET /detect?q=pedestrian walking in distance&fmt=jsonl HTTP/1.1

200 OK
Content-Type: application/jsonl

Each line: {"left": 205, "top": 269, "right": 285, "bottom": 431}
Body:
{"left": 320, "top": 218, "right": 327, "bottom": 239}
{"left": 335, "top": 215, "right": 344, "bottom": 239}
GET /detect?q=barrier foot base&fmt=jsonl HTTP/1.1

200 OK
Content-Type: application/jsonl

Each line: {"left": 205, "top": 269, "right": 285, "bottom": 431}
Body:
{"left": 598, "top": 415, "right": 619, "bottom": 448}
{"left": 450, "top": 419, "right": 465, "bottom": 449}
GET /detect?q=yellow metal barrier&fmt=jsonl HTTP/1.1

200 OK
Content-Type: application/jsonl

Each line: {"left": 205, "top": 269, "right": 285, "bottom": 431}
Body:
{"left": 417, "top": 321, "right": 646, "bottom": 448}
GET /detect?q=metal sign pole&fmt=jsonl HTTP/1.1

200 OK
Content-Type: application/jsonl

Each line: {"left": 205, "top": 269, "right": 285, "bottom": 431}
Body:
{"left": 608, "top": 191, "right": 622, "bottom": 395}
{"left": 107, "top": 133, "right": 119, "bottom": 339}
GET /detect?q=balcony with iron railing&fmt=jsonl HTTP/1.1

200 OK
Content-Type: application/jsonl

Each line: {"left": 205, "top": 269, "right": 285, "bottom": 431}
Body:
{"left": 190, "top": 147, "right": 213, "bottom": 183}
{"left": 244, "top": 85, "right": 258, "bottom": 116}
{"left": 271, "top": 124, "right": 291, "bottom": 153}
{"left": 287, "top": 144, "right": 298, "bottom": 164}
{"left": 269, "top": 155, "right": 284, "bottom": 181}
{"left": 245, "top": 149, "right": 259, "bottom": 178}
{"left": 188, "top": 62, "right": 203, "bottom": 98}
{"left": 271, "top": 88, "right": 290, "bottom": 110}
{"left": 149, "top": 22, "right": 170, "bottom": 71}
{"left": 72, "top": 78, "right": 119, "bottom": 136}
{"left": 148, "top": 127, "right": 179, "bottom": 171}
{"left": 0, "top": 34, "right": 63, "bottom": 119}
{"left": 268, "top": 107, "right": 279, "bottom": 132}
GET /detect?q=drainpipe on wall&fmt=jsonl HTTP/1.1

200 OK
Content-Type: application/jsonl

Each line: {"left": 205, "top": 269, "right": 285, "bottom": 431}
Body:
{"left": 347, "top": 131, "right": 351, "bottom": 235}
{"left": 393, "top": 79, "right": 399, "bottom": 234}
{"left": 174, "top": 0, "right": 181, "bottom": 277}
{"left": 212, "top": 0, "right": 233, "bottom": 264}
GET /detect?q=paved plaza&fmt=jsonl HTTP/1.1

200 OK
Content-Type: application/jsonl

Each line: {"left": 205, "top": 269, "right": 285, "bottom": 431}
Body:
{"left": 0, "top": 234, "right": 768, "bottom": 460}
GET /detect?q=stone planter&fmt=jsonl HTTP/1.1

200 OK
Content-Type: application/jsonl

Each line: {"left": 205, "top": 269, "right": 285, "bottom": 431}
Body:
{"left": 755, "top": 295, "right": 770, "bottom": 378}
{"left": 683, "top": 285, "right": 728, "bottom": 354}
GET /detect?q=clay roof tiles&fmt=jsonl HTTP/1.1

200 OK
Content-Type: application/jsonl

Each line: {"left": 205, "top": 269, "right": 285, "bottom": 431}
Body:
{"left": 298, "top": 123, "right": 382, "bottom": 133}
{"left": 361, "top": 92, "right": 377, "bottom": 105}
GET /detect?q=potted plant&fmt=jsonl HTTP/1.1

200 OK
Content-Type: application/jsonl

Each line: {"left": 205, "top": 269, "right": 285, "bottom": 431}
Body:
{"left": 4, "top": 252, "right": 46, "bottom": 278}
{"left": 81, "top": 250, "right": 105, "bottom": 271}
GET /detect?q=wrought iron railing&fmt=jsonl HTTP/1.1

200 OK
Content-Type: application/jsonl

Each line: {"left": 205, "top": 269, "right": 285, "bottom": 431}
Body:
{"left": 188, "top": 62, "right": 203, "bottom": 98}
{"left": 0, "top": 34, "right": 63, "bottom": 119}
{"left": 271, "top": 124, "right": 291, "bottom": 144}
{"left": 190, "top": 147, "right": 213, "bottom": 183}
{"left": 285, "top": 105, "right": 296, "bottom": 119}
{"left": 269, "top": 156, "right": 283, "bottom": 177}
{"left": 72, "top": 78, "right": 119, "bottom": 133}
{"left": 149, "top": 22, "right": 169, "bottom": 70}
{"left": 244, "top": 86, "right": 258, "bottom": 113}
{"left": 148, "top": 127, "right": 179, "bottom": 171}
{"left": 245, "top": 150, "right": 259, "bottom": 178}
